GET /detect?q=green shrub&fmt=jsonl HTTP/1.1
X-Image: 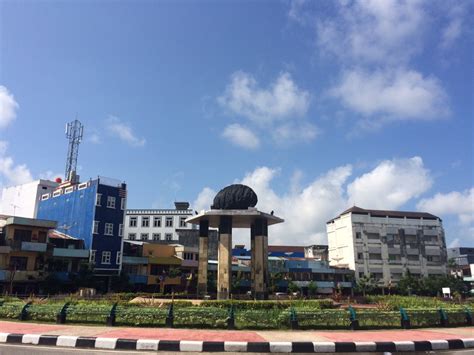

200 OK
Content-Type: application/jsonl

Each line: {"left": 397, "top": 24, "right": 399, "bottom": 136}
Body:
{"left": 0, "top": 302, "right": 25, "bottom": 319}
{"left": 174, "top": 307, "right": 227, "bottom": 328}
{"left": 296, "top": 309, "right": 348, "bottom": 329}
{"left": 115, "top": 306, "right": 167, "bottom": 326}
{"left": 235, "top": 309, "right": 289, "bottom": 329}
{"left": 27, "top": 303, "right": 63, "bottom": 322}
{"left": 200, "top": 299, "right": 333, "bottom": 310}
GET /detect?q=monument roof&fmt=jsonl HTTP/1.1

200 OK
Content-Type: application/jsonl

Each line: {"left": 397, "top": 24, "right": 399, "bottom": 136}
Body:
{"left": 185, "top": 208, "right": 284, "bottom": 228}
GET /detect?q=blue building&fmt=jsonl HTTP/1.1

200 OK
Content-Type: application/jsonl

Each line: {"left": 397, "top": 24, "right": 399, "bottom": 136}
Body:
{"left": 37, "top": 177, "right": 126, "bottom": 276}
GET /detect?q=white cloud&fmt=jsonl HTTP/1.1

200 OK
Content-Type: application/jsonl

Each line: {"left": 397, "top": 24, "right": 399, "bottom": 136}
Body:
{"left": 272, "top": 122, "right": 320, "bottom": 144}
{"left": 39, "top": 170, "right": 63, "bottom": 181}
{"left": 316, "top": 0, "right": 426, "bottom": 65}
{"left": 218, "top": 71, "right": 310, "bottom": 124}
{"left": 88, "top": 132, "right": 101, "bottom": 144}
{"left": 106, "top": 116, "right": 146, "bottom": 147}
{"left": 0, "top": 86, "right": 19, "bottom": 129}
{"left": 417, "top": 188, "right": 474, "bottom": 224}
{"left": 222, "top": 124, "right": 260, "bottom": 150}
{"left": 193, "top": 156, "right": 438, "bottom": 246}
{"left": 0, "top": 141, "right": 34, "bottom": 187}
{"left": 331, "top": 68, "right": 449, "bottom": 121}
{"left": 440, "top": 2, "right": 468, "bottom": 49}
{"left": 347, "top": 156, "right": 432, "bottom": 209}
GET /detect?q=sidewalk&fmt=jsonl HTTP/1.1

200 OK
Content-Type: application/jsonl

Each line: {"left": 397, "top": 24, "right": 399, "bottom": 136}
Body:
{"left": 0, "top": 320, "right": 472, "bottom": 352}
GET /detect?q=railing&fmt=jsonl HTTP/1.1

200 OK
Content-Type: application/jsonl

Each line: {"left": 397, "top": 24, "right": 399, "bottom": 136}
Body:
{"left": 53, "top": 248, "right": 89, "bottom": 258}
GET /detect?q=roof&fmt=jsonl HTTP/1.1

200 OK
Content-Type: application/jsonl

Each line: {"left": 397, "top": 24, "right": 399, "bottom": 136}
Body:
{"left": 268, "top": 245, "right": 305, "bottom": 253}
{"left": 185, "top": 208, "right": 284, "bottom": 228}
{"left": 3, "top": 216, "right": 57, "bottom": 229}
{"left": 327, "top": 206, "right": 440, "bottom": 223}
{"left": 48, "top": 230, "right": 79, "bottom": 240}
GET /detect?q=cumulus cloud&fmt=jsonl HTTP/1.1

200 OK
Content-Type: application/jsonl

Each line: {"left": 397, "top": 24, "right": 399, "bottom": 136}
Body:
{"left": 347, "top": 156, "right": 432, "bottom": 209}
{"left": 330, "top": 68, "right": 450, "bottom": 121}
{"left": 0, "top": 141, "right": 34, "bottom": 188}
{"left": 272, "top": 122, "right": 320, "bottom": 144}
{"left": 0, "top": 85, "right": 19, "bottom": 129}
{"left": 193, "top": 156, "right": 434, "bottom": 245}
{"left": 218, "top": 71, "right": 310, "bottom": 124}
{"left": 417, "top": 188, "right": 474, "bottom": 224}
{"left": 106, "top": 116, "right": 146, "bottom": 147}
{"left": 222, "top": 124, "right": 260, "bottom": 150}
{"left": 440, "top": 2, "right": 468, "bottom": 49}
{"left": 316, "top": 0, "right": 426, "bottom": 65}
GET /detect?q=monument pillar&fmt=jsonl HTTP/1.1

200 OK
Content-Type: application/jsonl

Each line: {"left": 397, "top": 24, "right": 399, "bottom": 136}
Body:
{"left": 197, "top": 220, "right": 209, "bottom": 297}
{"left": 250, "top": 223, "right": 256, "bottom": 296}
{"left": 253, "top": 218, "right": 268, "bottom": 300}
{"left": 217, "top": 216, "right": 232, "bottom": 300}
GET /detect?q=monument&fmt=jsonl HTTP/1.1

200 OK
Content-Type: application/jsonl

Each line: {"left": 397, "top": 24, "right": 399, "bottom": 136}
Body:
{"left": 186, "top": 184, "right": 284, "bottom": 300}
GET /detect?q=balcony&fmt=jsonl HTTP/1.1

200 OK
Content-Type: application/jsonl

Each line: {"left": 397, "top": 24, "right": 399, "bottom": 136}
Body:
{"left": 53, "top": 248, "right": 89, "bottom": 258}
{"left": 388, "top": 260, "right": 402, "bottom": 265}
{"left": 182, "top": 259, "right": 198, "bottom": 268}
{"left": 128, "top": 274, "right": 148, "bottom": 284}
{"left": 122, "top": 256, "right": 148, "bottom": 265}
{"left": 21, "top": 242, "right": 47, "bottom": 252}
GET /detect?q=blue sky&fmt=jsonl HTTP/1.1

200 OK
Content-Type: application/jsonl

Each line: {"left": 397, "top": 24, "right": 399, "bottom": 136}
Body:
{"left": 0, "top": 0, "right": 472, "bottom": 246}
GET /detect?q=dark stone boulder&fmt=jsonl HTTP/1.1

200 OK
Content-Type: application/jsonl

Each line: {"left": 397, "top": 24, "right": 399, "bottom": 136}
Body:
{"left": 211, "top": 184, "right": 258, "bottom": 210}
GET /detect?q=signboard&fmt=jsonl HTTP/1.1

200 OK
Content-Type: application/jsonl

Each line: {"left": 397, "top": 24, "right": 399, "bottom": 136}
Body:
{"left": 442, "top": 287, "right": 451, "bottom": 297}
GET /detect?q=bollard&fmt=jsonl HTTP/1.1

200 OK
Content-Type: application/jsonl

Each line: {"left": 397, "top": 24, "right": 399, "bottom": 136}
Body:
{"left": 19, "top": 302, "right": 31, "bottom": 321}
{"left": 290, "top": 307, "right": 299, "bottom": 330}
{"left": 348, "top": 306, "right": 359, "bottom": 330}
{"left": 439, "top": 308, "right": 448, "bottom": 327}
{"left": 400, "top": 307, "right": 410, "bottom": 329}
{"left": 227, "top": 305, "right": 235, "bottom": 330}
{"left": 166, "top": 303, "right": 174, "bottom": 328}
{"left": 106, "top": 303, "right": 118, "bottom": 327}
{"left": 465, "top": 308, "right": 472, "bottom": 326}
{"left": 56, "top": 302, "right": 70, "bottom": 324}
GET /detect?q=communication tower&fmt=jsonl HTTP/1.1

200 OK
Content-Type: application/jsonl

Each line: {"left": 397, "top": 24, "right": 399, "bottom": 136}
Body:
{"left": 64, "top": 119, "right": 84, "bottom": 182}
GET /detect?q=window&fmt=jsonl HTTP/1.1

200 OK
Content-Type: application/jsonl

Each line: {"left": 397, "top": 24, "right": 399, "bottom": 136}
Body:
{"left": 165, "top": 233, "right": 172, "bottom": 241}
{"left": 368, "top": 253, "right": 382, "bottom": 260}
{"left": 104, "top": 223, "right": 113, "bottom": 236}
{"left": 389, "top": 254, "right": 401, "bottom": 261}
{"left": 152, "top": 233, "right": 161, "bottom": 241}
{"left": 357, "top": 253, "right": 364, "bottom": 260}
{"left": 53, "top": 190, "right": 62, "bottom": 197}
{"left": 366, "top": 233, "right": 380, "bottom": 240}
{"left": 129, "top": 217, "right": 137, "bottom": 227}
{"left": 165, "top": 217, "right": 173, "bottom": 227}
{"left": 140, "top": 233, "right": 149, "bottom": 241}
{"left": 427, "top": 255, "right": 440, "bottom": 262}
{"left": 116, "top": 251, "right": 122, "bottom": 264}
{"left": 96, "top": 193, "right": 102, "bottom": 206}
{"left": 180, "top": 217, "right": 187, "bottom": 227}
{"left": 355, "top": 232, "right": 362, "bottom": 239}
{"left": 128, "top": 233, "right": 136, "bottom": 241}
{"left": 153, "top": 217, "right": 161, "bottom": 227}
{"left": 78, "top": 182, "right": 88, "bottom": 190}
{"left": 121, "top": 198, "right": 126, "bottom": 210}
{"left": 407, "top": 255, "right": 419, "bottom": 261}
{"left": 65, "top": 186, "right": 74, "bottom": 194}
{"left": 359, "top": 272, "right": 365, "bottom": 278}
{"left": 142, "top": 216, "right": 150, "bottom": 227}
{"left": 101, "top": 251, "right": 111, "bottom": 264}
{"left": 91, "top": 250, "right": 96, "bottom": 263}
{"left": 107, "top": 196, "right": 116, "bottom": 209}
{"left": 118, "top": 224, "right": 123, "bottom": 237}
{"left": 184, "top": 252, "right": 194, "bottom": 260}
{"left": 93, "top": 221, "right": 99, "bottom": 234}
{"left": 41, "top": 193, "right": 50, "bottom": 200}
{"left": 9, "top": 256, "right": 28, "bottom": 271}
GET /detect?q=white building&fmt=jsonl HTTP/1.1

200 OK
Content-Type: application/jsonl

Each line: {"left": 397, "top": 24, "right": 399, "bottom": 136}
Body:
{"left": 0, "top": 180, "right": 59, "bottom": 218}
{"left": 124, "top": 202, "right": 196, "bottom": 243}
{"left": 327, "top": 206, "right": 447, "bottom": 285}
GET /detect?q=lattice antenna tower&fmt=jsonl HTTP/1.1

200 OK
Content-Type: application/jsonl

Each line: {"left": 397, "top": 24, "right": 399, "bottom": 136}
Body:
{"left": 65, "top": 119, "right": 84, "bottom": 181}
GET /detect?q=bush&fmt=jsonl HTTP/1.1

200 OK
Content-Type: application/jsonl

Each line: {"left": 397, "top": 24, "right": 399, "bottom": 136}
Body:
{"left": 365, "top": 295, "right": 462, "bottom": 311}
{"left": 0, "top": 302, "right": 25, "bottom": 319}
{"left": 235, "top": 309, "right": 289, "bottom": 329}
{"left": 174, "top": 307, "right": 227, "bottom": 328}
{"left": 200, "top": 299, "right": 333, "bottom": 310}
{"left": 297, "top": 309, "right": 349, "bottom": 329}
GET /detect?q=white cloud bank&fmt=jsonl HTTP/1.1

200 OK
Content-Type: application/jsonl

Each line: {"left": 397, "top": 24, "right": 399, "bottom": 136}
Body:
{"left": 106, "top": 116, "right": 146, "bottom": 147}
{"left": 0, "top": 141, "right": 34, "bottom": 187}
{"left": 222, "top": 124, "right": 260, "bottom": 150}
{"left": 193, "top": 156, "right": 433, "bottom": 245}
{"left": 0, "top": 85, "right": 19, "bottom": 129}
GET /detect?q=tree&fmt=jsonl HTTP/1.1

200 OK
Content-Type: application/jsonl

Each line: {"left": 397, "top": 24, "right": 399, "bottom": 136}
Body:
{"left": 287, "top": 281, "right": 300, "bottom": 294}
{"left": 356, "top": 274, "right": 376, "bottom": 296}
{"left": 308, "top": 281, "right": 318, "bottom": 297}
{"left": 397, "top": 271, "right": 421, "bottom": 295}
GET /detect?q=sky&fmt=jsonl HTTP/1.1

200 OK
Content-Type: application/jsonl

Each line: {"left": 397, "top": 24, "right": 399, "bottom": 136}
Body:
{"left": 0, "top": 0, "right": 473, "bottom": 247}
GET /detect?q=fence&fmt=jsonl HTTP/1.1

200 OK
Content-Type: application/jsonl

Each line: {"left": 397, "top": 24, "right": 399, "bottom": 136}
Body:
{"left": 0, "top": 301, "right": 472, "bottom": 330}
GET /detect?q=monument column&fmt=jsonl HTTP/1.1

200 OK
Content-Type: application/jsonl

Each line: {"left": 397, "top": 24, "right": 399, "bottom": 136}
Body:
{"left": 197, "top": 220, "right": 209, "bottom": 297}
{"left": 217, "top": 215, "right": 232, "bottom": 300}
{"left": 250, "top": 223, "right": 256, "bottom": 296}
{"left": 253, "top": 218, "right": 268, "bottom": 300}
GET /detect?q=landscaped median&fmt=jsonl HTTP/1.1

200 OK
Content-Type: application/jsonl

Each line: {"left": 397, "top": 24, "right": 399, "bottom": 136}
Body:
{"left": 0, "top": 296, "right": 472, "bottom": 330}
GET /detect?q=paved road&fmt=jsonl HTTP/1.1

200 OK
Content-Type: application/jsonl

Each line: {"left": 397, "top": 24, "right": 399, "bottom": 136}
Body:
{"left": 1, "top": 344, "right": 474, "bottom": 355}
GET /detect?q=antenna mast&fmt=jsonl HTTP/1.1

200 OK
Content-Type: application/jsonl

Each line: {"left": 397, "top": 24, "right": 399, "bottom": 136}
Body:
{"left": 65, "top": 119, "right": 84, "bottom": 182}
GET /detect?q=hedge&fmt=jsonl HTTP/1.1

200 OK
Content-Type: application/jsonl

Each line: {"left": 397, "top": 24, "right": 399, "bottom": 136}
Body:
{"left": 200, "top": 299, "right": 334, "bottom": 310}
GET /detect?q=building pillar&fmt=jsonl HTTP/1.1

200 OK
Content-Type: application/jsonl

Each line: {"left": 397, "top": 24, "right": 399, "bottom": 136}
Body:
{"left": 217, "top": 216, "right": 232, "bottom": 300}
{"left": 253, "top": 218, "right": 268, "bottom": 300}
{"left": 197, "top": 220, "right": 209, "bottom": 297}
{"left": 250, "top": 223, "right": 256, "bottom": 296}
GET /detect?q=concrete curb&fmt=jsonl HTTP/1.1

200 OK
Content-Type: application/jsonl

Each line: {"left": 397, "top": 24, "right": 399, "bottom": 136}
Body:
{"left": 0, "top": 332, "right": 473, "bottom": 352}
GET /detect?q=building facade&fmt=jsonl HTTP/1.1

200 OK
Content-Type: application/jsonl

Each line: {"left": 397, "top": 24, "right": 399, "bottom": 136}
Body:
{"left": 327, "top": 206, "right": 447, "bottom": 285}
{"left": 448, "top": 247, "right": 474, "bottom": 266}
{"left": 124, "top": 202, "right": 195, "bottom": 243}
{"left": 0, "top": 179, "right": 59, "bottom": 218}
{"left": 37, "top": 177, "right": 126, "bottom": 276}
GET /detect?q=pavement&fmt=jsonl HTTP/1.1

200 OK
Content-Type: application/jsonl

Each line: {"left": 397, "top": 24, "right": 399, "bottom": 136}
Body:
{"left": 0, "top": 320, "right": 472, "bottom": 352}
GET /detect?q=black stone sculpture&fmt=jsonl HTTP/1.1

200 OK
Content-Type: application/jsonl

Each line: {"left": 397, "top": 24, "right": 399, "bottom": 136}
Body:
{"left": 211, "top": 184, "right": 258, "bottom": 210}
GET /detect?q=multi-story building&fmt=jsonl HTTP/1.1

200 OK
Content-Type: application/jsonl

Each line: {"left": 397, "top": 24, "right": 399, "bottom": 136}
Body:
{"left": 124, "top": 202, "right": 195, "bottom": 243}
{"left": 327, "top": 206, "right": 447, "bottom": 285}
{"left": 0, "top": 215, "right": 57, "bottom": 294}
{"left": 37, "top": 177, "right": 126, "bottom": 276}
{"left": 448, "top": 247, "right": 474, "bottom": 266}
{"left": 0, "top": 179, "right": 59, "bottom": 218}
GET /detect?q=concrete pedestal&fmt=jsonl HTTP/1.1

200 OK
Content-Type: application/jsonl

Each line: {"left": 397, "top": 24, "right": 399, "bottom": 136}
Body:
{"left": 252, "top": 218, "right": 268, "bottom": 300}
